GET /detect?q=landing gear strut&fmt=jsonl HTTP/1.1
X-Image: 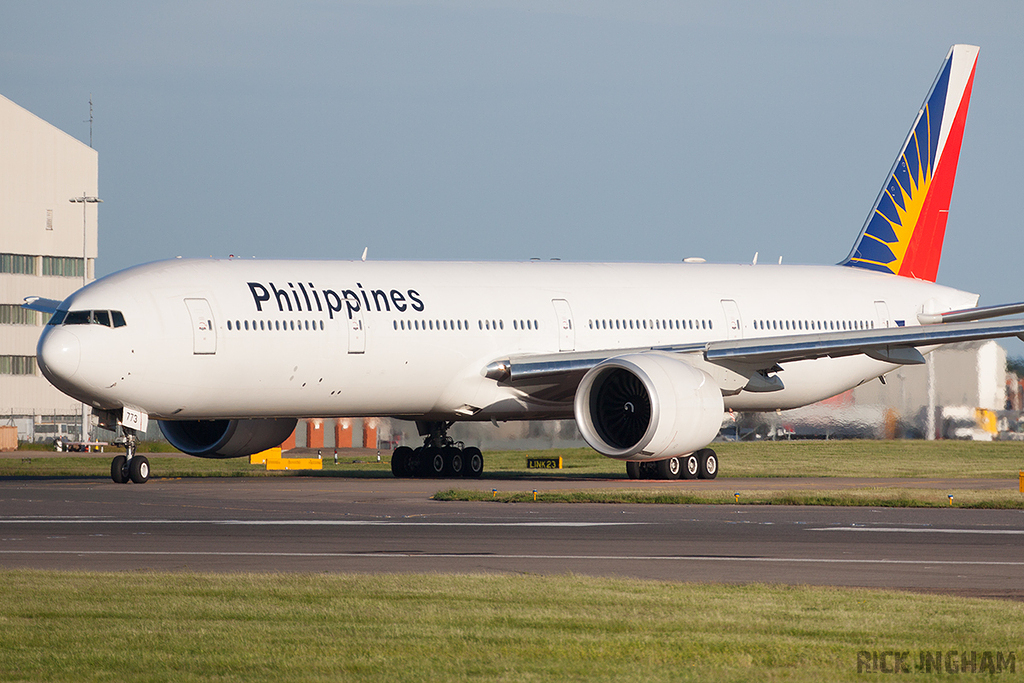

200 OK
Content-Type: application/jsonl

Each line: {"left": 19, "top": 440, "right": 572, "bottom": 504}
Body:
{"left": 110, "top": 428, "right": 149, "bottom": 484}
{"left": 626, "top": 449, "right": 718, "bottom": 481}
{"left": 391, "top": 421, "right": 484, "bottom": 479}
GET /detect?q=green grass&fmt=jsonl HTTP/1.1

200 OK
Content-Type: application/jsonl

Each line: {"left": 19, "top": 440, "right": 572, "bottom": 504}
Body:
{"left": 1, "top": 570, "right": 1022, "bottom": 682}
{"left": 5, "top": 440, "right": 1024, "bottom": 480}
{"left": 435, "top": 487, "right": 1024, "bottom": 508}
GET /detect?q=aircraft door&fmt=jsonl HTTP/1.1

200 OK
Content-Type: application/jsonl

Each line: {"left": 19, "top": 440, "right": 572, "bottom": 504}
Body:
{"left": 184, "top": 298, "right": 217, "bottom": 355}
{"left": 874, "top": 301, "right": 892, "bottom": 328}
{"left": 347, "top": 299, "right": 365, "bottom": 354}
{"left": 552, "top": 299, "right": 575, "bottom": 352}
{"left": 720, "top": 299, "right": 743, "bottom": 339}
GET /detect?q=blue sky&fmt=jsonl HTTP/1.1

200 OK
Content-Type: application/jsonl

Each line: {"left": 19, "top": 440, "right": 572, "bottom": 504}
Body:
{"left": 2, "top": 1, "right": 1023, "bottom": 346}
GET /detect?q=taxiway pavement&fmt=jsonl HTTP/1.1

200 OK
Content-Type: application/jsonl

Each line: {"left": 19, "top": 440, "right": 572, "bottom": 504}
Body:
{"left": 1, "top": 476, "right": 1023, "bottom": 598}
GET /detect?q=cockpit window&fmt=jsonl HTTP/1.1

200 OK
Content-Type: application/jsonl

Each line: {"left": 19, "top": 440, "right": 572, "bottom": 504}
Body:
{"left": 64, "top": 310, "right": 91, "bottom": 325}
{"left": 60, "top": 310, "right": 126, "bottom": 327}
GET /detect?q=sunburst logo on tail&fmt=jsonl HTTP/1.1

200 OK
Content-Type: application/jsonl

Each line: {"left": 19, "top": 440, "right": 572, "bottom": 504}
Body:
{"left": 842, "top": 45, "right": 978, "bottom": 282}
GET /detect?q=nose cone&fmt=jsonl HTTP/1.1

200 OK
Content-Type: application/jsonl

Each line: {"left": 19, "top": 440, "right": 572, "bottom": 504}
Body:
{"left": 37, "top": 326, "right": 81, "bottom": 388}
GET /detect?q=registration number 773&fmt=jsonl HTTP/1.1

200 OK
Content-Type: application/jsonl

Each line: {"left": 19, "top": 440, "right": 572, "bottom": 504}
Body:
{"left": 121, "top": 406, "right": 149, "bottom": 433}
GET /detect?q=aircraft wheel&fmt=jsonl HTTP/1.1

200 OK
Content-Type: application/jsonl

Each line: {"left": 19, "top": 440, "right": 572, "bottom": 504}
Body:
{"left": 697, "top": 449, "right": 718, "bottom": 479}
{"left": 111, "top": 455, "right": 128, "bottom": 484}
{"left": 463, "top": 447, "right": 483, "bottom": 478}
{"left": 424, "top": 447, "right": 445, "bottom": 477}
{"left": 443, "top": 447, "right": 464, "bottom": 477}
{"left": 128, "top": 455, "right": 150, "bottom": 484}
{"left": 391, "top": 446, "right": 412, "bottom": 478}
{"left": 407, "top": 447, "right": 424, "bottom": 477}
{"left": 681, "top": 453, "right": 699, "bottom": 480}
{"left": 625, "top": 461, "right": 640, "bottom": 480}
{"left": 656, "top": 457, "right": 681, "bottom": 480}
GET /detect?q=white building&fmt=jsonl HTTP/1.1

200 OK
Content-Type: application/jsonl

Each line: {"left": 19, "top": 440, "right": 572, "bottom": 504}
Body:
{"left": 0, "top": 93, "right": 98, "bottom": 442}
{"left": 747, "top": 340, "right": 1009, "bottom": 440}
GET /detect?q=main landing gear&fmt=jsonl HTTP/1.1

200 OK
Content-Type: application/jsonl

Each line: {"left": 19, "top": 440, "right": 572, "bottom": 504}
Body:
{"left": 625, "top": 448, "right": 718, "bottom": 481}
{"left": 110, "top": 428, "right": 150, "bottom": 484}
{"left": 391, "top": 421, "right": 484, "bottom": 479}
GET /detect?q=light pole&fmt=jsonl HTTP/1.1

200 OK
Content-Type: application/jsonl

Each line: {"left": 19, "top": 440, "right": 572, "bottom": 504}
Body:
{"left": 69, "top": 193, "right": 102, "bottom": 445}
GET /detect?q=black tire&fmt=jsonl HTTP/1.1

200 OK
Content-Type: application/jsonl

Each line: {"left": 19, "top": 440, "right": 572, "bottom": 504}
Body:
{"left": 681, "top": 453, "right": 699, "bottom": 480}
{"left": 443, "top": 447, "right": 464, "bottom": 477}
{"left": 463, "top": 447, "right": 483, "bottom": 478}
{"left": 424, "top": 447, "right": 445, "bottom": 477}
{"left": 640, "top": 462, "right": 657, "bottom": 479}
{"left": 111, "top": 455, "right": 128, "bottom": 484}
{"left": 625, "top": 461, "right": 640, "bottom": 480}
{"left": 698, "top": 449, "right": 718, "bottom": 480}
{"left": 656, "top": 457, "right": 681, "bottom": 480}
{"left": 128, "top": 455, "right": 150, "bottom": 484}
{"left": 391, "top": 446, "right": 413, "bottom": 478}
{"left": 407, "top": 447, "right": 424, "bottom": 477}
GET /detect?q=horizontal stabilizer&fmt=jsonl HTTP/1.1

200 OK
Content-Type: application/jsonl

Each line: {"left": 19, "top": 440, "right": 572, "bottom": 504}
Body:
{"left": 917, "top": 301, "right": 1024, "bottom": 324}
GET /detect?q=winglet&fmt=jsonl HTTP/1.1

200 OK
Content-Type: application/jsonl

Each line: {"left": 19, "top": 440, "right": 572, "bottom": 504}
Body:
{"left": 841, "top": 44, "right": 979, "bottom": 281}
{"left": 22, "top": 296, "right": 62, "bottom": 314}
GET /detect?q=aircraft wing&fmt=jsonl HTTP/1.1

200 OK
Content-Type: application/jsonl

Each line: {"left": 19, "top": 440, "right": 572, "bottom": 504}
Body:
{"left": 701, "top": 318, "right": 1024, "bottom": 367}
{"left": 486, "top": 314, "right": 1024, "bottom": 401}
{"left": 22, "top": 296, "right": 63, "bottom": 314}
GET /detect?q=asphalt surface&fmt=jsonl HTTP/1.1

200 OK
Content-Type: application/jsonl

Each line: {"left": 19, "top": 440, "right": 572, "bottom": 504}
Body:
{"left": 2, "top": 476, "right": 1024, "bottom": 598}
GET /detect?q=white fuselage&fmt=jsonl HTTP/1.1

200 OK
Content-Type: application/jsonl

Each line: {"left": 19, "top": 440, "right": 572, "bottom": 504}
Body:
{"left": 37, "top": 258, "right": 978, "bottom": 422}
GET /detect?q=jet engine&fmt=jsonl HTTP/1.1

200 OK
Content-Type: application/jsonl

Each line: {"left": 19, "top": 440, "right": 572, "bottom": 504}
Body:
{"left": 159, "top": 418, "right": 297, "bottom": 459}
{"left": 573, "top": 354, "right": 724, "bottom": 461}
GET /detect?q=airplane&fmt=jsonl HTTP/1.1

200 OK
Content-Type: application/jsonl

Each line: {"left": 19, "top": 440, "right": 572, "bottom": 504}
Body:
{"left": 27, "top": 44, "right": 1024, "bottom": 484}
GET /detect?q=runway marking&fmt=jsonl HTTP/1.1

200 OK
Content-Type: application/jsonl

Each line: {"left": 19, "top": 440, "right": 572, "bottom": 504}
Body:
{"left": 1, "top": 550, "right": 1023, "bottom": 566}
{"left": 811, "top": 527, "right": 1024, "bottom": 535}
{"left": 0, "top": 518, "right": 645, "bottom": 528}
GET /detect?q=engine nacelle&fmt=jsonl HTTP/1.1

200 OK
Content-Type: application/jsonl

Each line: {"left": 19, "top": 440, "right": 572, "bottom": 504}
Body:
{"left": 159, "top": 418, "right": 297, "bottom": 459}
{"left": 573, "top": 353, "right": 724, "bottom": 461}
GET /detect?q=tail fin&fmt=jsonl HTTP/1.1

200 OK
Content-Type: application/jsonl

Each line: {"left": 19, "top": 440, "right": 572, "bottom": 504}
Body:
{"left": 841, "top": 44, "right": 979, "bottom": 281}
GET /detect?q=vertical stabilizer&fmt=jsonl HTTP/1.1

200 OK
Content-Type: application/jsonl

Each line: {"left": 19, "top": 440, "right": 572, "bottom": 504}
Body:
{"left": 841, "top": 44, "right": 979, "bottom": 281}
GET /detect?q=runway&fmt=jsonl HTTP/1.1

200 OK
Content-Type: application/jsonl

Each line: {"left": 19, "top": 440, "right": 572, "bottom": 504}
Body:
{"left": 2, "top": 476, "right": 1023, "bottom": 597}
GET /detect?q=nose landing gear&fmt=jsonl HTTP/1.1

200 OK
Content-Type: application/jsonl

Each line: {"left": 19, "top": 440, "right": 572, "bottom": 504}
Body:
{"left": 391, "top": 421, "right": 484, "bottom": 479}
{"left": 110, "top": 428, "right": 149, "bottom": 484}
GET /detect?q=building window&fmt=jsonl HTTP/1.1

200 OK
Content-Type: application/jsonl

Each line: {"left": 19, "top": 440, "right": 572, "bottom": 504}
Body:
{"left": 0, "top": 355, "right": 37, "bottom": 375}
{"left": 41, "top": 256, "right": 84, "bottom": 277}
{"left": 0, "top": 305, "right": 37, "bottom": 325}
{"left": 0, "top": 253, "right": 36, "bottom": 275}
{"left": 46, "top": 209, "right": 53, "bottom": 231}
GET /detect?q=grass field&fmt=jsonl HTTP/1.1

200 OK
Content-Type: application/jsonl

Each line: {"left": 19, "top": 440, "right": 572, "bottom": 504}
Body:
{"left": 434, "top": 486, "right": 1024, "bottom": 508}
{"left": 1, "top": 571, "right": 1022, "bottom": 682}
{"left": 5, "top": 439, "right": 1024, "bottom": 480}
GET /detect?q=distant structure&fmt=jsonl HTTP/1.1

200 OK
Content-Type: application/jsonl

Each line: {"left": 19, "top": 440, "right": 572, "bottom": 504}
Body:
{"left": 740, "top": 341, "right": 1010, "bottom": 441}
{"left": 0, "top": 94, "right": 98, "bottom": 443}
